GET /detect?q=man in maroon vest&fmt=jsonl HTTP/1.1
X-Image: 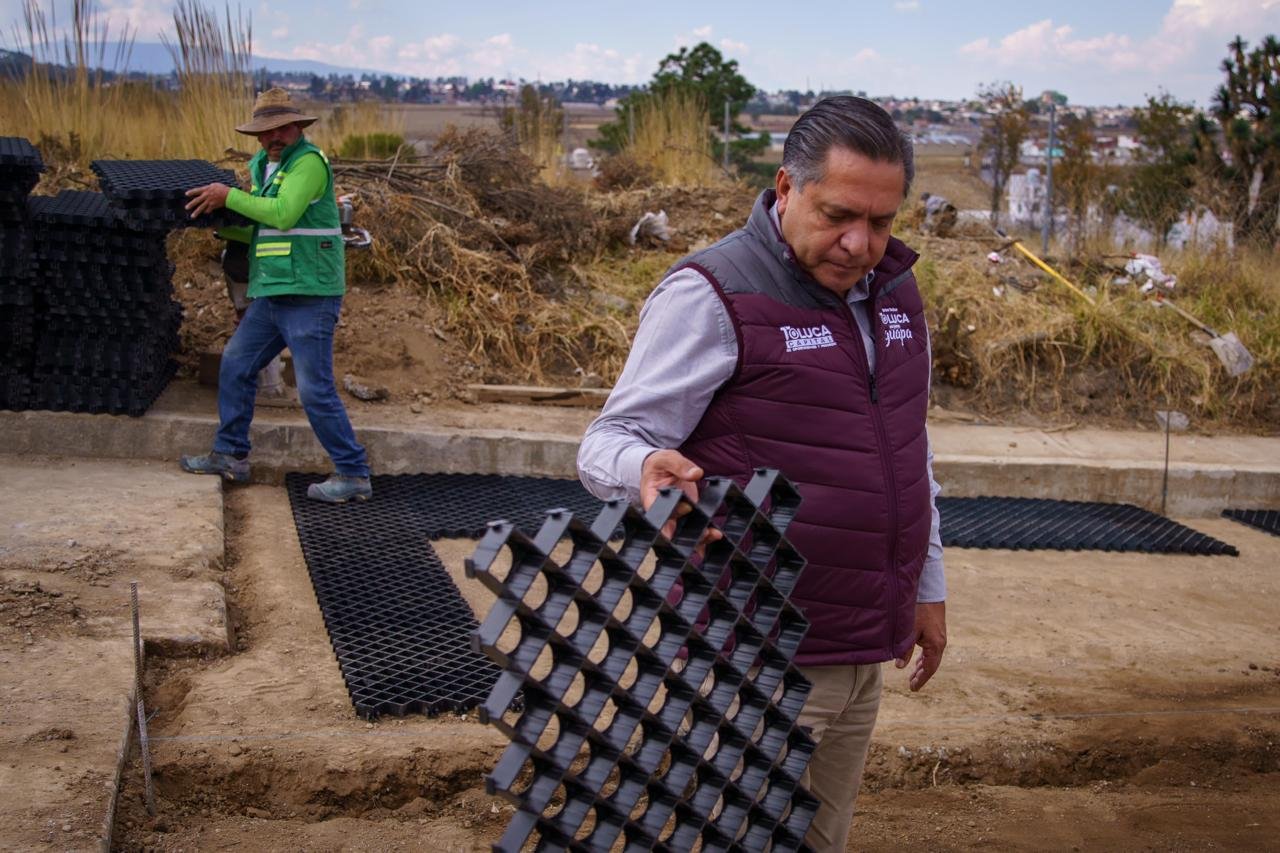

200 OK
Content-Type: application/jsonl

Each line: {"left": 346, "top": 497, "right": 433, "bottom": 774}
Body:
{"left": 578, "top": 96, "right": 947, "bottom": 851}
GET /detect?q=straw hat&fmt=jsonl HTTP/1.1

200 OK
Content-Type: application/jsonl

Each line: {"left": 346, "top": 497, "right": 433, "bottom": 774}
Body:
{"left": 235, "top": 87, "right": 318, "bottom": 134}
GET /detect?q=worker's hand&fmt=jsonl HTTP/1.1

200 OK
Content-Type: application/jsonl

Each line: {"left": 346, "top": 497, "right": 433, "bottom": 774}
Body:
{"left": 185, "top": 182, "right": 231, "bottom": 218}
{"left": 895, "top": 601, "right": 947, "bottom": 692}
{"left": 640, "top": 449, "right": 721, "bottom": 549}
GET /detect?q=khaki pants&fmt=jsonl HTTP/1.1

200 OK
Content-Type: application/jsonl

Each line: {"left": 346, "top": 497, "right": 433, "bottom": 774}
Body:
{"left": 797, "top": 663, "right": 884, "bottom": 852}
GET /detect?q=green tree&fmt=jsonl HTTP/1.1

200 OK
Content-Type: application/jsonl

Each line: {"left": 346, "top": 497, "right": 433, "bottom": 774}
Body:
{"left": 1210, "top": 35, "right": 1280, "bottom": 244}
{"left": 1123, "top": 92, "right": 1197, "bottom": 246}
{"left": 593, "top": 42, "right": 767, "bottom": 170}
{"left": 976, "top": 82, "right": 1030, "bottom": 228}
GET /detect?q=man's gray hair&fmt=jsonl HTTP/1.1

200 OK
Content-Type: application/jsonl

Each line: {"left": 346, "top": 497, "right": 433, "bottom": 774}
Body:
{"left": 782, "top": 96, "right": 914, "bottom": 196}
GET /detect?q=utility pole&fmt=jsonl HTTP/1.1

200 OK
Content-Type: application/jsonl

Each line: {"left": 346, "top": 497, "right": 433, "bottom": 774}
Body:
{"left": 1042, "top": 98, "right": 1057, "bottom": 255}
{"left": 723, "top": 99, "right": 731, "bottom": 173}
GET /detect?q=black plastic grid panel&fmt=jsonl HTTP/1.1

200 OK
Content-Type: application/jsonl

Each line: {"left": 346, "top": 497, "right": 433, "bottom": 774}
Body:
{"left": 27, "top": 190, "right": 121, "bottom": 227}
{"left": 0, "top": 137, "right": 43, "bottom": 169}
{"left": 0, "top": 137, "right": 44, "bottom": 215}
{"left": 938, "top": 496, "right": 1239, "bottom": 555}
{"left": 468, "top": 468, "right": 820, "bottom": 852}
{"left": 285, "top": 472, "right": 507, "bottom": 718}
{"left": 29, "top": 359, "right": 177, "bottom": 416}
{"left": 1222, "top": 509, "right": 1280, "bottom": 538}
{"left": 91, "top": 159, "right": 249, "bottom": 229}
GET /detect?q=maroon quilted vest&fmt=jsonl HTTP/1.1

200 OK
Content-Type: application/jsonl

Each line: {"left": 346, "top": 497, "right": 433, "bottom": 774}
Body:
{"left": 675, "top": 190, "right": 932, "bottom": 666}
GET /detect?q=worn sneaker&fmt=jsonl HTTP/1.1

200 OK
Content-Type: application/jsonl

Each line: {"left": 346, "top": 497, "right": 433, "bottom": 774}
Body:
{"left": 306, "top": 474, "right": 373, "bottom": 504}
{"left": 180, "top": 451, "right": 250, "bottom": 483}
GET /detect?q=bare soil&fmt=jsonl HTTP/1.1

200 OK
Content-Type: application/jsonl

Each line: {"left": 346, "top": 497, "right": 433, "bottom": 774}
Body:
{"left": 0, "top": 457, "right": 226, "bottom": 851}
{"left": 104, "top": 486, "right": 1280, "bottom": 851}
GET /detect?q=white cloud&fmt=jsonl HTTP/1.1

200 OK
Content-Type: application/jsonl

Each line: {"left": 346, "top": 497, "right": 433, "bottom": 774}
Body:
{"left": 720, "top": 38, "right": 749, "bottom": 56}
{"left": 538, "top": 42, "right": 646, "bottom": 84}
{"left": 958, "top": 0, "right": 1280, "bottom": 78}
{"left": 852, "top": 48, "right": 880, "bottom": 63}
{"left": 271, "top": 27, "right": 289, "bottom": 40}
{"left": 69, "top": 0, "right": 173, "bottom": 42}
{"left": 959, "top": 19, "right": 1141, "bottom": 71}
{"left": 675, "top": 24, "right": 714, "bottom": 47}
{"left": 468, "top": 33, "right": 519, "bottom": 74}
{"left": 894, "top": 0, "right": 920, "bottom": 11}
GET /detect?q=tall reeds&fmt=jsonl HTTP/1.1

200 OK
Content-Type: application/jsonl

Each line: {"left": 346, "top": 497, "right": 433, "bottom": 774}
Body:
{"left": 500, "top": 85, "right": 564, "bottom": 181}
{"left": 625, "top": 87, "right": 716, "bottom": 186}
{"left": 0, "top": 0, "right": 251, "bottom": 164}
{"left": 1, "top": 0, "right": 141, "bottom": 159}
{"left": 162, "top": 0, "right": 253, "bottom": 158}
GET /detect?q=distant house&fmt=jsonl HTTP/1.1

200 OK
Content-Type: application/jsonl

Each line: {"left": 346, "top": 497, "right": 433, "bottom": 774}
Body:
{"left": 1006, "top": 169, "right": 1046, "bottom": 228}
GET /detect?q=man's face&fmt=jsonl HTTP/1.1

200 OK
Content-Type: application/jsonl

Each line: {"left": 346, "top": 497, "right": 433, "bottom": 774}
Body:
{"left": 256, "top": 122, "right": 303, "bottom": 162}
{"left": 775, "top": 147, "right": 906, "bottom": 294}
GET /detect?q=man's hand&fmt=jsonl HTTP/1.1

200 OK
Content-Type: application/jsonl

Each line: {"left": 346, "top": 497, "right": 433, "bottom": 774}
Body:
{"left": 640, "top": 449, "right": 722, "bottom": 549}
{"left": 640, "top": 449, "right": 704, "bottom": 509}
{"left": 185, "top": 183, "right": 232, "bottom": 218}
{"left": 895, "top": 601, "right": 947, "bottom": 692}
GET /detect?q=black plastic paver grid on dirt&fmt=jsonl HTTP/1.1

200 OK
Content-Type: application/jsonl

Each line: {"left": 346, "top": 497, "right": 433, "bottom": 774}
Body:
{"left": 1223, "top": 509, "right": 1280, "bottom": 538}
{"left": 938, "top": 496, "right": 1239, "bottom": 555}
{"left": 285, "top": 472, "right": 513, "bottom": 718}
{"left": 468, "top": 469, "right": 820, "bottom": 852}
{"left": 91, "top": 159, "right": 248, "bottom": 229}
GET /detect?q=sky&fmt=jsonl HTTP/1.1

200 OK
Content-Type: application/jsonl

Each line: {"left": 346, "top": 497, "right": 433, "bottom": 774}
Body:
{"left": 4, "top": 0, "right": 1279, "bottom": 106}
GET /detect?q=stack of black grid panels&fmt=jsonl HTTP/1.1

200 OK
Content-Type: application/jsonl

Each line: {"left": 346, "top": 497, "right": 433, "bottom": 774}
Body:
{"left": 0, "top": 137, "right": 43, "bottom": 411}
{"left": 91, "top": 159, "right": 248, "bottom": 230}
{"left": 27, "top": 190, "right": 181, "bottom": 415}
{"left": 0, "top": 141, "right": 250, "bottom": 417}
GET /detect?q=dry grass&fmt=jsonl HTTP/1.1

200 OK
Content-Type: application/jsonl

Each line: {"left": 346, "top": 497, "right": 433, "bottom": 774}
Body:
{"left": 0, "top": 0, "right": 251, "bottom": 163}
{"left": 501, "top": 86, "right": 565, "bottom": 182}
{"left": 912, "top": 225, "right": 1280, "bottom": 429}
{"left": 911, "top": 146, "right": 989, "bottom": 209}
{"left": 625, "top": 88, "right": 717, "bottom": 186}
{"left": 308, "top": 100, "right": 406, "bottom": 158}
{"left": 339, "top": 128, "right": 641, "bottom": 381}
{"left": 162, "top": 0, "right": 253, "bottom": 159}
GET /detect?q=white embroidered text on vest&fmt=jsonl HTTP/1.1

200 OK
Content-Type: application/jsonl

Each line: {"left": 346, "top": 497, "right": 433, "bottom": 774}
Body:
{"left": 780, "top": 324, "right": 837, "bottom": 352}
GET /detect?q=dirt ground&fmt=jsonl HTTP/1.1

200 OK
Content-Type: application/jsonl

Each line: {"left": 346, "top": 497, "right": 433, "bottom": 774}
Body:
{"left": 0, "top": 458, "right": 227, "bottom": 852}
{"left": 96, "top": 483, "right": 1280, "bottom": 851}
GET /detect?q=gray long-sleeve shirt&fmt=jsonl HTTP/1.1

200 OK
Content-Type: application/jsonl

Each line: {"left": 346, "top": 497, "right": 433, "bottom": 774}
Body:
{"left": 577, "top": 220, "right": 947, "bottom": 602}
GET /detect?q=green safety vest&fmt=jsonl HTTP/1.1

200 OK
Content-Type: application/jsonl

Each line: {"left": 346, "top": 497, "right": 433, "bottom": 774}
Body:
{"left": 246, "top": 138, "right": 345, "bottom": 298}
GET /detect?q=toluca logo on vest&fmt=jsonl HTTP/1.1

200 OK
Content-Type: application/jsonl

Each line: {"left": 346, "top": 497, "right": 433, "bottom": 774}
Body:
{"left": 780, "top": 324, "right": 837, "bottom": 353}
{"left": 879, "top": 307, "right": 914, "bottom": 347}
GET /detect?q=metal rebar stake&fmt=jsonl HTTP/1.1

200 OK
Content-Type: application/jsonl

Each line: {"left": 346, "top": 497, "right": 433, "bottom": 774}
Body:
{"left": 130, "top": 582, "right": 156, "bottom": 816}
{"left": 1161, "top": 405, "right": 1172, "bottom": 517}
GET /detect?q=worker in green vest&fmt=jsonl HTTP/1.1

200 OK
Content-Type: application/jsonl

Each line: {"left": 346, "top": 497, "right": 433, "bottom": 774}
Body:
{"left": 180, "top": 88, "right": 371, "bottom": 503}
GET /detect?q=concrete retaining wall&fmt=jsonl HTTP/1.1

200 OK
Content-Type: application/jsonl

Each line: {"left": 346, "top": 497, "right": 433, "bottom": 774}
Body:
{"left": 2, "top": 409, "right": 1276, "bottom": 516}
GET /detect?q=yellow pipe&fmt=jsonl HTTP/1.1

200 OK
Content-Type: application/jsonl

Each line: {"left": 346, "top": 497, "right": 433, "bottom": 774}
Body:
{"left": 1007, "top": 240, "right": 1096, "bottom": 306}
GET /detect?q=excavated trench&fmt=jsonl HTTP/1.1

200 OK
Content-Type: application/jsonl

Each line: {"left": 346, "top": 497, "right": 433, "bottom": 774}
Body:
{"left": 109, "top": 485, "right": 1280, "bottom": 850}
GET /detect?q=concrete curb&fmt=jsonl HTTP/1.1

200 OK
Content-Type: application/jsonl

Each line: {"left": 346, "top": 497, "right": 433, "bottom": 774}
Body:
{"left": 934, "top": 454, "right": 1278, "bottom": 517}
{"left": 0, "top": 409, "right": 580, "bottom": 481}
{"left": 2, "top": 409, "right": 1277, "bottom": 516}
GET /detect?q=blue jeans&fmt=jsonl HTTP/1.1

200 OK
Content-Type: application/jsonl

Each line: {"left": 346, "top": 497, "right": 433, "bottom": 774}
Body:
{"left": 213, "top": 295, "right": 369, "bottom": 478}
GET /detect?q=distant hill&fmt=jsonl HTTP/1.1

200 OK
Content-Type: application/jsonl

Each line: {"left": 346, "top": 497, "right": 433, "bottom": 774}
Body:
{"left": 130, "top": 42, "right": 391, "bottom": 77}
{"left": 3, "top": 42, "right": 393, "bottom": 78}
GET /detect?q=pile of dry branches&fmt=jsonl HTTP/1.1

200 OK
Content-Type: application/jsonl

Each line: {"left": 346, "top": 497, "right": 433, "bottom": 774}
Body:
{"left": 330, "top": 128, "right": 659, "bottom": 381}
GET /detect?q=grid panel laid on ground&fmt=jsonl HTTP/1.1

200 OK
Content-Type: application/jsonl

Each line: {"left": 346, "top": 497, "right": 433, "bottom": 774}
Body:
{"left": 937, "top": 496, "right": 1239, "bottom": 555}
{"left": 1222, "top": 509, "right": 1280, "bottom": 539}
{"left": 285, "top": 475, "right": 1242, "bottom": 722}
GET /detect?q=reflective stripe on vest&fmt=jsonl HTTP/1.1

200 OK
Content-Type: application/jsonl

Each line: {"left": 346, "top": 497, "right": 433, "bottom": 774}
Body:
{"left": 257, "top": 227, "right": 343, "bottom": 237}
{"left": 255, "top": 241, "right": 292, "bottom": 257}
